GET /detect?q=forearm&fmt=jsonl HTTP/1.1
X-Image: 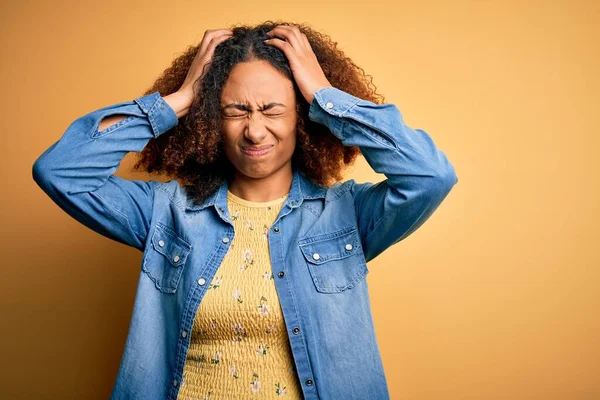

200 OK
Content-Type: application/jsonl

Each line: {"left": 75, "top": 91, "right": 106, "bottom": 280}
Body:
{"left": 163, "top": 90, "right": 193, "bottom": 119}
{"left": 308, "top": 86, "right": 457, "bottom": 184}
{"left": 97, "top": 91, "right": 190, "bottom": 132}
{"left": 308, "top": 86, "right": 458, "bottom": 260}
{"left": 32, "top": 91, "right": 180, "bottom": 250}
{"left": 33, "top": 91, "right": 179, "bottom": 194}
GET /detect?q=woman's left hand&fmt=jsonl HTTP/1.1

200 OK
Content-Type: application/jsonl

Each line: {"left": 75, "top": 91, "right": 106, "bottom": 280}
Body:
{"left": 264, "top": 25, "right": 332, "bottom": 105}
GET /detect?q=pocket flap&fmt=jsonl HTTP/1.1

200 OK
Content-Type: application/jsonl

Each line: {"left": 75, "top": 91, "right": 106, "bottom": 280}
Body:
{"left": 150, "top": 223, "right": 192, "bottom": 267}
{"left": 299, "top": 226, "right": 361, "bottom": 265}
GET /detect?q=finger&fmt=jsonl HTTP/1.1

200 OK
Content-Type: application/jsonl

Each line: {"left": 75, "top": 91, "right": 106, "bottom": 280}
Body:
{"left": 286, "top": 25, "right": 308, "bottom": 50}
{"left": 270, "top": 24, "right": 310, "bottom": 52}
{"left": 200, "top": 30, "right": 233, "bottom": 49}
{"left": 199, "top": 30, "right": 233, "bottom": 54}
{"left": 266, "top": 25, "right": 303, "bottom": 50}
{"left": 264, "top": 37, "right": 294, "bottom": 59}
{"left": 263, "top": 37, "right": 285, "bottom": 51}
{"left": 207, "top": 33, "right": 233, "bottom": 53}
{"left": 202, "top": 34, "right": 233, "bottom": 69}
{"left": 300, "top": 32, "right": 311, "bottom": 49}
{"left": 197, "top": 34, "right": 233, "bottom": 80}
{"left": 199, "top": 34, "right": 233, "bottom": 59}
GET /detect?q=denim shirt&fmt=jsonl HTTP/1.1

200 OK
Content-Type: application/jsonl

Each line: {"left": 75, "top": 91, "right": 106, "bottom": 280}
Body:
{"left": 32, "top": 86, "right": 458, "bottom": 400}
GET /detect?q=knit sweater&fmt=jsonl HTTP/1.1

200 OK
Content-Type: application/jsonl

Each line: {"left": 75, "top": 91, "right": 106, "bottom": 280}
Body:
{"left": 176, "top": 189, "right": 303, "bottom": 399}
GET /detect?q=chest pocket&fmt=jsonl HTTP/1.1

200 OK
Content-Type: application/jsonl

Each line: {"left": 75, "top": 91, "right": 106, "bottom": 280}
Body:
{"left": 299, "top": 226, "right": 368, "bottom": 293}
{"left": 142, "top": 223, "right": 192, "bottom": 294}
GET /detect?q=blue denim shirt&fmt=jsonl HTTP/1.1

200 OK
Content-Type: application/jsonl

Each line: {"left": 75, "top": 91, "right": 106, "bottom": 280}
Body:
{"left": 32, "top": 86, "right": 458, "bottom": 399}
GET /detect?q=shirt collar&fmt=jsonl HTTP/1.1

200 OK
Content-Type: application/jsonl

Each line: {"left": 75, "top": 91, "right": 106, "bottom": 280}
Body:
{"left": 184, "top": 168, "right": 327, "bottom": 214}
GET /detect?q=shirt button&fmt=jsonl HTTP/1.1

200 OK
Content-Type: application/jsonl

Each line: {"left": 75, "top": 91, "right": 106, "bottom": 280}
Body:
{"left": 292, "top": 327, "right": 300, "bottom": 334}
{"left": 172, "top": 379, "right": 178, "bottom": 387}
{"left": 158, "top": 240, "right": 165, "bottom": 247}
{"left": 222, "top": 237, "right": 230, "bottom": 243}
{"left": 278, "top": 271, "right": 285, "bottom": 278}
{"left": 305, "top": 379, "right": 313, "bottom": 386}
{"left": 345, "top": 243, "right": 353, "bottom": 250}
{"left": 173, "top": 255, "right": 180, "bottom": 262}
{"left": 273, "top": 227, "right": 279, "bottom": 232}
{"left": 181, "top": 330, "right": 188, "bottom": 338}
{"left": 198, "top": 278, "right": 206, "bottom": 286}
{"left": 325, "top": 102, "right": 334, "bottom": 109}
{"left": 312, "top": 253, "right": 320, "bottom": 260}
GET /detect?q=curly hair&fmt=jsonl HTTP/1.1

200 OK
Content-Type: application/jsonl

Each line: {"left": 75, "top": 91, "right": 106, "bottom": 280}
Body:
{"left": 133, "top": 20, "right": 385, "bottom": 206}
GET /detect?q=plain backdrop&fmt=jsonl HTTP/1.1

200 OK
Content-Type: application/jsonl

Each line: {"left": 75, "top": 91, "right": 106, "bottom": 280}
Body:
{"left": 2, "top": 0, "right": 598, "bottom": 398}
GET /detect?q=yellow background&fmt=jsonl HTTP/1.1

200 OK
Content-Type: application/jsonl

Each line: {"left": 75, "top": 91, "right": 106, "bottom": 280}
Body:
{"left": 2, "top": 0, "right": 598, "bottom": 398}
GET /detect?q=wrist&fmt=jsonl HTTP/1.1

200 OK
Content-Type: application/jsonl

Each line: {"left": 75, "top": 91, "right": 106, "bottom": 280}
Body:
{"left": 163, "top": 90, "right": 194, "bottom": 118}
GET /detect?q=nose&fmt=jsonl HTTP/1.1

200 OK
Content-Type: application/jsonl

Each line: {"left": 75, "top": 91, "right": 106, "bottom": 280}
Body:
{"left": 243, "top": 113, "right": 268, "bottom": 143}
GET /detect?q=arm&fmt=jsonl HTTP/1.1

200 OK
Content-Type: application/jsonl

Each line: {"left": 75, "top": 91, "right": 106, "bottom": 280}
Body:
{"left": 32, "top": 91, "right": 186, "bottom": 251}
{"left": 308, "top": 86, "right": 458, "bottom": 263}
{"left": 97, "top": 91, "right": 191, "bottom": 130}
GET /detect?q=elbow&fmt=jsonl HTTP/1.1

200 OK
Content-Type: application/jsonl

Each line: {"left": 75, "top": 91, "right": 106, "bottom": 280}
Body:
{"left": 431, "top": 162, "right": 458, "bottom": 198}
{"left": 32, "top": 154, "right": 59, "bottom": 193}
{"left": 32, "top": 139, "right": 61, "bottom": 189}
{"left": 32, "top": 157, "right": 44, "bottom": 184}
{"left": 444, "top": 163, "right": 459, "bottom": 188}
{"left": 32, "top": 158, "right": 50, "bottom": 191}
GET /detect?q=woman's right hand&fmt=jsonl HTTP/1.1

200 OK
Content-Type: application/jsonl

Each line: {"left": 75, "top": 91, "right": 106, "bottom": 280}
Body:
{"left": 178, "top": 29, "right": 234, "bottom": 102}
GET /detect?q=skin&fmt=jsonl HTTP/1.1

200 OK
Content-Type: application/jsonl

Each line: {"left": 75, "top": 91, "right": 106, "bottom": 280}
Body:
{"left": 220, "top": 60, "right": 298, "bottom": 202}
{"left": 166, "top": 25, "right": 333, "bottom": 202}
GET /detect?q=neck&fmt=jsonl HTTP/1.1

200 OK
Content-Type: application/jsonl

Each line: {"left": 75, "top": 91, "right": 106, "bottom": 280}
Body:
{"left": 228, "top": 164, "right": 293, "bottom": 202}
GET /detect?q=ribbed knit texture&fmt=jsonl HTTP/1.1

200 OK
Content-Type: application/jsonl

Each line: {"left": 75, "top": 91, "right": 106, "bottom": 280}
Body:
{"left": 176, "top": 189, "right": 303, "bottom": 399}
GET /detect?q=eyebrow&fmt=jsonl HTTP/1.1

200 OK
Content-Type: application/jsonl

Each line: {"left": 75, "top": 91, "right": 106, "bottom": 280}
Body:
{"left": 221, "top": 102, "right": 287, "bottom": 111}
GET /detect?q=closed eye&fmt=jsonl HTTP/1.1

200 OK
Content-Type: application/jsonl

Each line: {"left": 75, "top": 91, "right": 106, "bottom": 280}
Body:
{"left": 220, "top": 102, "right": 287, "bottom": 115}
{"left": 222, "top": 111, "right": 285, "bottom": 118}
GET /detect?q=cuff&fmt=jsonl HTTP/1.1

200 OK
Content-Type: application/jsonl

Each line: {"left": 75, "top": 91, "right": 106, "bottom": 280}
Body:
{"left": 308, "top": 86, "right": 363, "bottom": 136}
{"left": 134, "top": 91, "right": 179, "bottom": 137}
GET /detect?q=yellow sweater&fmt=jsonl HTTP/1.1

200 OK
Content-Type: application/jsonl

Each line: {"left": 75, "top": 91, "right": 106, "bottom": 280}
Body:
{"left": 176, "top": 190, "right": 304, "bottom": 400}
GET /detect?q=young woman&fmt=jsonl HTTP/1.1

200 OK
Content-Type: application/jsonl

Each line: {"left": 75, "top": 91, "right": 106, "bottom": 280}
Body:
{"left": 33, "top": 21, "right": 458, "bottom": 400}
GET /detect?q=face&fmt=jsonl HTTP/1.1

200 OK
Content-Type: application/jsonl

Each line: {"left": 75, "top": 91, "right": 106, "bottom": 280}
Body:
{"left": 219, "top": 60, "right": 297, "bottom": 180}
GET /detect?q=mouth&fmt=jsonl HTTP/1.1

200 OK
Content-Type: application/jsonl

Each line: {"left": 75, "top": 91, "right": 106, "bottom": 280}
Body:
{"left": 240, "top": 145, "right": 274, "bottom": 157}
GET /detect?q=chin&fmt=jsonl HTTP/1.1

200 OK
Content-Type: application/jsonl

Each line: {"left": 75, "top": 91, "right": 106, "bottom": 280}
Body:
{"left": 236, "top": 163, "right": 276, "bottom": 179}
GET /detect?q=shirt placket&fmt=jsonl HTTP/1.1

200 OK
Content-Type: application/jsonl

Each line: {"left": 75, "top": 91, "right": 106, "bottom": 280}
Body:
{"left": 266, "top": 201, "right": 319, "bottom": 399}
{"left": 167, "top": 222, "right": 235, "bottom": 399}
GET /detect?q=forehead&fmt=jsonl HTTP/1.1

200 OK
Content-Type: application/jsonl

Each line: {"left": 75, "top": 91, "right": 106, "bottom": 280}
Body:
{"left": 220, "top": 60, "right": 294, "bottom": 102}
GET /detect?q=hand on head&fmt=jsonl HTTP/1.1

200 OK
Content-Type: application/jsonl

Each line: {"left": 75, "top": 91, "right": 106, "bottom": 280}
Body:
{"left": 178, "top": 29, "right": 234, "bottom": 99}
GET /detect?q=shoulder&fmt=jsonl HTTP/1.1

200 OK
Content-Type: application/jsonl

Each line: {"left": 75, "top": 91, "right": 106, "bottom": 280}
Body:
{"left": 154, "top": 179, "right": 190, "bottom": 209}
{"left": 324, "top": 178, "right": 363, "bottom": 203}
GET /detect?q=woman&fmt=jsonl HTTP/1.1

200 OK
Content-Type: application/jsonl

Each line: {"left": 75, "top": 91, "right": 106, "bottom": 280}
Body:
{"left": 33, "top": 21, "right": 458, "bottom": 400}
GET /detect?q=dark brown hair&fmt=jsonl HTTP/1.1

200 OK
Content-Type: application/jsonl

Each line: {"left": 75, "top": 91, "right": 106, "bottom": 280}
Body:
{"left": 133, "top": 20, "right": 385, "bottom": 206}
